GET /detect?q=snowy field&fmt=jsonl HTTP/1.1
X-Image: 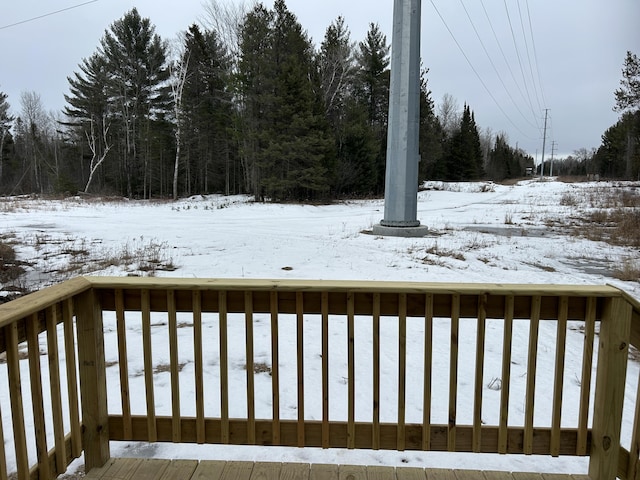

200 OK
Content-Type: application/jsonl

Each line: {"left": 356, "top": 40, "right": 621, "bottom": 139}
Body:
{"left": 1, "top": 178, "right": 640, "bottom": 476}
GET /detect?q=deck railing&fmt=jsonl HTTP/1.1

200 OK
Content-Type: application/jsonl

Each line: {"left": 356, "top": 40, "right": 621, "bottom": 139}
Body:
{"left": 0, "top": 277, "right": 639, "bottom": 480}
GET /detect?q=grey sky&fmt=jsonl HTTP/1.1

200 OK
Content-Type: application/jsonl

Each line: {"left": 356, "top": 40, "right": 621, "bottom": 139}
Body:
{"left": 1, "top": 0, "right": 638, "bottom": 162}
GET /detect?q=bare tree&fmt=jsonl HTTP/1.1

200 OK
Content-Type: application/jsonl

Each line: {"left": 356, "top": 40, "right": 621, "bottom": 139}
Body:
{"left": 201, "top": 0, "right": 251, "bottom": 61}
{"left": 20, "top": 91, "right": 48, "bottom": 192}
{"left": 480, "top": 127, "right": 494, "bottom": 169}
{"left": 437, "top": 93, "right": 461, "bottom": 136}
{"left": 168, "top": 38, "right": 190, "bottom": 200}
{"left": 318, "top": 16, "right": 356, "bottom": 120}
{"left": 84, "top": 116, "right": 112, "bottom": 193}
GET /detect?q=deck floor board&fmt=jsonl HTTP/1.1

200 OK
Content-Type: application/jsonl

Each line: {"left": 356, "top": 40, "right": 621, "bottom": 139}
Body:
{"left": 83, "top": 459, "right": 587, "bottom": 480}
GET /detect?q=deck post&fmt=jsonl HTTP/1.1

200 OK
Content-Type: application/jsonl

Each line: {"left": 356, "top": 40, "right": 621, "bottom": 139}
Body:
{"left": 75, "top": 288, "right": 110, "bottom": 471}
{"left": 589, "top": 296, "right": 632, "bottom": 480}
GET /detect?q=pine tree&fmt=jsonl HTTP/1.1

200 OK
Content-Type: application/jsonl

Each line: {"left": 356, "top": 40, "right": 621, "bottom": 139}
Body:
{"left": 182, "top": 24, "right": 235, "bottom": 196}
{"left": 354, "top": 23, "right": 390, "bottom": 192}
{"left": 238, "top": 0, "right": 331, "bottom": 201}
{"left": 99, "top": 8, "right": 169, "bottom": 198}
{"left": 331, "top": 101, "right": 378, "bottom": 195}
{"left": 469, "top": 111, "right": 485, "bottom": 178}
{"left": 444, "top": 104, "right": 484, "bottom": 181}
{"left": 487, "top": 134, "right": 519, "bottom": 181}
{"left": 356, "top": 23, "right": 390, "bottom": 128}
{"left": 615, "top": 51, "right": 640, "bottom": 114}
{"left": 238, "top": 4, "right": 276, "bottom": 199}
{"left": 0, "top": 90, "right": 14, "bottom": 186}
{"left": 318, "top": 17, "right": 378, "bottom": 196}
{"left": 613, "top": 51, "right": 640, "bottom": 178}
{"left": 418, "top": 68, "right": 444, "bottom": 182}
{"left": 594, "top": 112, "right": 640, "bottom": 179}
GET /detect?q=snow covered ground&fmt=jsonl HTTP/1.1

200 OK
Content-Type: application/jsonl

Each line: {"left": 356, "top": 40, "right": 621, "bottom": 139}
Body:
{"left": 1, "top": 179, "right": 639, "bottom": 476}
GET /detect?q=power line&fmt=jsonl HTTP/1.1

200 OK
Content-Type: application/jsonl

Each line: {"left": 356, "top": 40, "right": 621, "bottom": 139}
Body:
{"left": 429, "top": 0, "right": 537, "bottom": 140}
{"left": 525, "top": 0, "right": 548, "bottom": 107}
{"left": 515, "top": 0, "right": 543, "bottom": 113}
{"left": 459, "top": 0, "right": 539, "bottom": 131}
{"left": 503, "top": 0, "right": 539, "bottom": 124}
{"left": 479, "top": 0, "right": 540, "bottom": 131}
{"left": 0, "top": 0, "right": 99, "bottom": 30}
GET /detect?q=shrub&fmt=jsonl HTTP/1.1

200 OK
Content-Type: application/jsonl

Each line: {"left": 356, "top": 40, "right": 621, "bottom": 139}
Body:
{"left": 0, "top": 239, "right": 25, "bottom": 284}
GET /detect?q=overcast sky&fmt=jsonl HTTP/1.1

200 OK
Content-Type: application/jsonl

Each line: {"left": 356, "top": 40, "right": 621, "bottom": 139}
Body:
{"left": 1, "top": 0, "right": 638, "bottom": 161}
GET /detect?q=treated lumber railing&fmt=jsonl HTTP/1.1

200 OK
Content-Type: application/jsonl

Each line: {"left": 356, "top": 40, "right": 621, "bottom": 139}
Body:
{"left": 0, "top": 278, "right": 639, "bottom": 480}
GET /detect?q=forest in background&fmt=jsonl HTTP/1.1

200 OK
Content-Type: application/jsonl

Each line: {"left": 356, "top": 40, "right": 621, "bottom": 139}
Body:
{"left": 0, "top": 1, "right": 637, "bottom": 200}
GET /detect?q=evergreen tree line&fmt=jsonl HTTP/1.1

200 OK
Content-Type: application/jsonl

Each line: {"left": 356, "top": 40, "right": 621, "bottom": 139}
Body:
{"left": 592, "top": 51, "right": 640, "bottom": 179}
{"left": 539, "top": 51, "right": 640, "bottom": 180}
{"left": 12, "top": 1, "right": 622, "bottom": 201}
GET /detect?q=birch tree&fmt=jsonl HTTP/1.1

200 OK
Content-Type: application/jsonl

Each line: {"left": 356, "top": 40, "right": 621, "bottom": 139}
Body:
{"left": 84, "top": 117, "right": 111, "bottom": 193}
{"left": 318, "top": 17, "right": 355, "bottom": 123}
{"left": 65, "top": 53, "right": 111, "bottom": 193}
{"left": 169, "top": 40, "right": 190, "bottom": 200}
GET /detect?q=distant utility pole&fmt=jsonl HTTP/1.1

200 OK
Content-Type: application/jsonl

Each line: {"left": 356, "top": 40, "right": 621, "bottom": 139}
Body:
{"left": 540, "top": 109, "right": 549, "bottom": 178}
{"left": 550, "top": 141, "right": 557, "bottom": 177}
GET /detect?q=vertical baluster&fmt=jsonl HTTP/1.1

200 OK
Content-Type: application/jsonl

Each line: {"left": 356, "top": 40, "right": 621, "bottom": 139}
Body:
{"left": 0, "top": 398, "right": 7, "bottom": 480}
{"left": 577, "top": 297, "right": 596, "bottom": 456}
{"left": 347, "top": 292, "right": 355, "bottom": 449}
{"left": 219, "top": 291, "right": 229, "bottom": 444}
{"left": 296, "top": 292, "right": 305, "bottom": 447}
{"left": 6, "top": 322, "right": 28, "bottom": 480}
{"left": 422, "top": 293, "right": 433, "bottom": 451}
{"left": 168, "top": 290, "right": 181, "bottom": 443}
{"left": 245, "top": 291, "right": 256, "bottom": 445}
{"left": 448, "top": 294, "right": 460, "bottom": 452}
{"left": 322, "top": 291, "right": 330, "bottom": 449}
{"left": 270, "top": 291, "right": 280, "bottom": 445}
{"left": 26, "top": 314, "right": 49, "bottom": 479}
{"left": 498, "top": 296, "right": 514, "bottom": 454}
{"left": 115, "top": 289, "right": 132, "bottom": 441}
{"left": 524, "top": 295, "right": 541, "bottom": 454}
{"left": 193, "top": 290, "right": 205, "bottom": 444}
{"left": 628, "top": 368, "right": 640, "bottom": 480}
{"left": 141, "top": 289, "right": 157, "bottom": 442}
{"left": 473, "top": 295, "right": 487, "bottom": 453}
{"left": 397, "top": 293, "right": 407, "bottom": 452}
{"left": 551, "top": 296, "right": 568, "bottom": 457}
{"left": 373, "top": 293, "right": 381, "bottom": 450}
{"left": 63, "top": 299, "right": 81, "bottom": 459}
{"left": 269, "top": 291, "right": 280, "bottom": 445}
{"left": 46, "top": 305, "right": 66, "bottom": 473}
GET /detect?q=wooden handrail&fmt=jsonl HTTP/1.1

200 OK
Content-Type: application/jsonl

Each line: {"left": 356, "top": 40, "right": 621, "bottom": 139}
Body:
{"left": 0, "top": 277, "right": 639, "bottom": 480}
{"left": 0, "top": 276, "right": 91, "bottom": 329}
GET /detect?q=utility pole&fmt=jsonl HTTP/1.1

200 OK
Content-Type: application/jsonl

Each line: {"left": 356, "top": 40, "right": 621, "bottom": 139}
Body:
{"left": 550, "top": 141, "right": 557, "bottom": 177}
{"left": 373, "top": 0, "right": 428, "bottom": 237}
{"left": 540, "top": 109, "right": 549, "bottom": 178}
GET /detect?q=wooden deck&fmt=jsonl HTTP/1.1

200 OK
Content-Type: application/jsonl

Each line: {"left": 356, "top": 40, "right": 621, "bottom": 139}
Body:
{"left": 83, "top": 458, "right": 591, "bottom": 480}
{"left": 4, "top": 278, "right": 638, "bottom": 480}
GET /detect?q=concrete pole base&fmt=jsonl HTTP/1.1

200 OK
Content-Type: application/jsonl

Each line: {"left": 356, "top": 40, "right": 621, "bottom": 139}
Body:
{"left": 371, "top": 223, "right": 431, "bottom": 238}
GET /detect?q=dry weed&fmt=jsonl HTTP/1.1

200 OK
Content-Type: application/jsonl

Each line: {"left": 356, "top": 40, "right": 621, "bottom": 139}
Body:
{"left": 613, "top": 258, "right": 640, "bottom": 282}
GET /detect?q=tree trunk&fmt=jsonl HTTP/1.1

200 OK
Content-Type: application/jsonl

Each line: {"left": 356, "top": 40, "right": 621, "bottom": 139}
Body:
{"left": 173, "top": 129, "right": 181, "bottom": 200}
